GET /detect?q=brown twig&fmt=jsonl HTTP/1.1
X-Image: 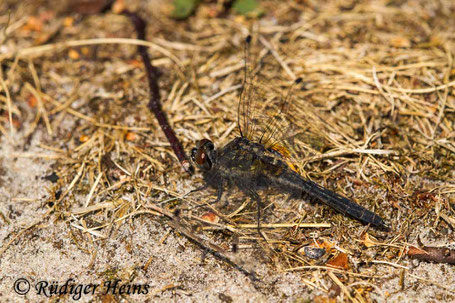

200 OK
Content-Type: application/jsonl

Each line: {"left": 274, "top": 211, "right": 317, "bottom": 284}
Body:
{"left": 407, "top": 238, "right": 455, "bottom": 265}
{"left": 126, "top": 11, "right": 193, "bottom": 174}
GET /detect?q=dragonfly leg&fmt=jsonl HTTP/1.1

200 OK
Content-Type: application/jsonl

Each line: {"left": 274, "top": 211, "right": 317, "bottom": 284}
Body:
{"left": 188, "top": 170, "right": 223, "bottom": 197}
{"left": 187, "top": 184, "right": 209, "bottom": 194}
{"left": 186, "top": 179, "right": 224, "bottom": 211}
{"left": 215, "top": 178, "right": 224, "bottom": 203}
{"left": 246, "top": 189, "right": 268, "bottom": 241}
{"left": 201, "top": 178, "right": 226, "bottom": 207}
{"left": 203, "top": 178, "right": 225, "bottom": 205}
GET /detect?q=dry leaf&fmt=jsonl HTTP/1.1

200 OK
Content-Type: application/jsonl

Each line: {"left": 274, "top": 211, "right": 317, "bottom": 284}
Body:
{"left": 327, "top": 252, "right": 349, "bottom": 270}
{"left": 407, "top": 246, "right": 427, "bottom": 255}
{"left": 362, "top": 233, "right": 377, "bottom": 248}
{"left": 408, "top": 243, "right": 455, "bottom": 264}
{"left": 201, "top": 212, "right": 219, "bottom": 223}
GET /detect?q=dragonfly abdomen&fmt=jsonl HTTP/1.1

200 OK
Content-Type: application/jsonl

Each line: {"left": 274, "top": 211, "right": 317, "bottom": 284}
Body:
{"left": 274, "top": 170, "right": 389, "bottom": 230}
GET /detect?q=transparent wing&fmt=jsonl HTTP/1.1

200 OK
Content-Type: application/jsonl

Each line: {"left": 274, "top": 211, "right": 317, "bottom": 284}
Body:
{"left": 237, "top": 36, "right": 302, "bottom": 166}
{"left": 237, "top": 35, "right": 267, "bottom": 141}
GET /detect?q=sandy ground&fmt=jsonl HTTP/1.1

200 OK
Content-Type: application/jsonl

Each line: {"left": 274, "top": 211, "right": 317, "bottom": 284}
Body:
{"left": 0, "top": 130, "right": 315, "bottom": 302}
{"left": 1, "top": 0, "right": 455, "bottom": 302}
{"left": 2, "top": 131, "right": 454, "bottom": 301}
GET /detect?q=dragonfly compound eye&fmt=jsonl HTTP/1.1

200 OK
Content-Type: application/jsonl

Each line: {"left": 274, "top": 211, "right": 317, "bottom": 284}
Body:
{"left": 192, "top": 140, "right": 215, "bottom": 171}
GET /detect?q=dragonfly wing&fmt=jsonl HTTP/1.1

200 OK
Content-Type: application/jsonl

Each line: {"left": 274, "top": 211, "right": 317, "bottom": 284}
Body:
{"left": 237, "top": 36, "right": 301, "bottom": 151}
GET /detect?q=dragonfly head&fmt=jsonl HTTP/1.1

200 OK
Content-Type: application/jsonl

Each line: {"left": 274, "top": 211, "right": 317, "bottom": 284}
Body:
{"left": 190, "top": 139, "right": 216, "bottom": 171}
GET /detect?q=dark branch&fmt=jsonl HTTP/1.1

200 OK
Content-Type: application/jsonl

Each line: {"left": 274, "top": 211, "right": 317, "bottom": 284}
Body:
{"left": 408, "top": 238, "right": 455, "bottom": 264}
{"left": 126, "top": 11, "right": 194, "bottom": 174}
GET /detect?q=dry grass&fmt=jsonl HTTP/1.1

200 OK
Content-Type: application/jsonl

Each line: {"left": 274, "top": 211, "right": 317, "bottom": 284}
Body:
{"left": 1, "top": 0, "right": 455, "bottom": 301}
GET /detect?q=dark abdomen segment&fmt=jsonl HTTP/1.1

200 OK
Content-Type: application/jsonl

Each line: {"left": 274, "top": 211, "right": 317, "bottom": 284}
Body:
{"left": 277, "top": 171, "right": 389, "bottom": 230}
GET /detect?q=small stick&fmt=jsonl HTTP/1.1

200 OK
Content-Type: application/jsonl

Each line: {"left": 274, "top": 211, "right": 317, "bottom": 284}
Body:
{"left": 408, "top": 238, "right": 455, "bottom": 265}
{"left": 126, "top": 12, "right": 193, "bottom": 174}
{"left": 234, "top": 223, "right": 331, "bottom": 229}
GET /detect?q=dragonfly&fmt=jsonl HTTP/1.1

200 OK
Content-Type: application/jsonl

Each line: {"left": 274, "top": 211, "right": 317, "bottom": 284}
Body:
{"left": 190, "top": 35, "right": 389, "bottom": 235}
